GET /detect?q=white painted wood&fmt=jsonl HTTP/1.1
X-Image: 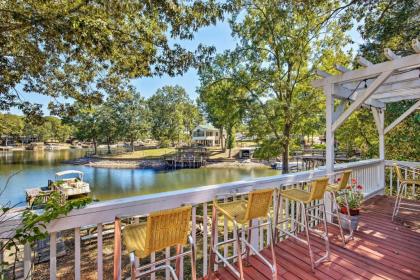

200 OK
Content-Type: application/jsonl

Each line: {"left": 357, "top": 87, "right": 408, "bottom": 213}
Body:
{"left": 24, "top": 243, "right": 32, "bottom": 280}
{"left": 165, "top": 247, "right": 170, "bottom": 280}
{"left": 333, "top": 101, "right": 346, "bottom": 122}
{"left": 334, "top": 86, "right": 385, "bottom": 108}
{"left": 316, "top": 69, "right": 332, "bottom": 78}
{"left": 385, "top": 99, "right": 420, "bottom": 134}
{"left": 335, "top": 64, "right": 350, "bottom": 73}
{"left": 97, "top": 224, "right": 103, "bottom": 280}
{"left": 202, "top": 203, "right": 208, "bottom": 276}
{"left": 357, "top": 56, "right": 373, "bottom": 67}
{"left": 312, "top": 53, "right": 420, "bottom": 87}
{"left": 50, "top": 232, "right": 57, "bottom": 280}
{"left": 223, "top": 198, "right": 228, "bottom": 264}
{"left": 384, "top": 48, "right": 401, "bottom": 60}
{"left": 151, "top": 252, "right": 156, "bottom": 280}
{"left": 75, "top": 227, "right": 81, "bottom": 280}
{"left": 413, "top": 39, "right": 420, "bottom": 53}
{"left": 325, "top": 85, "right": 335, "bottom": 174}
{"left": 332, "top": 70, "right": 394, "bottom": 132}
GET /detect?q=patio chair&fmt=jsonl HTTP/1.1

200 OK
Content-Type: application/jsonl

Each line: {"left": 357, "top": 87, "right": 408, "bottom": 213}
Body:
{"left": 113, "top": 205, "right": 196, "bottom": 280}
{"left": 392, "top": 164, "right": 420, "bottom": 221}
{"left": 209, "top": 189, "right": 277, "bottom": 280}
{"left": 274, "top": 177, "right": 330, "bottom": 272}
{"left": 326, "top": 170, "right": 354, "bottom": 245}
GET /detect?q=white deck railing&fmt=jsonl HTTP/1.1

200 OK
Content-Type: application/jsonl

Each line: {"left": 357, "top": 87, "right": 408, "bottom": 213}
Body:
{"left": 385, "top": 160, "right": 420, "bottom": 196}
{"left": 2, "top": 159, "right": 386, "bottom": 280}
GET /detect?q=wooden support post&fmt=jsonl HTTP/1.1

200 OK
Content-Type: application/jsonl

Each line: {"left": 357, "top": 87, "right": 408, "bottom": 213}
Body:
{"left": 24, "top": 243, "right": 32, "bottom": 280}
{"left": 325, "top": 84, "right": 335, "bottom": 222}
{"left": 372, "top": 108, "right": 386, "bottom": 193}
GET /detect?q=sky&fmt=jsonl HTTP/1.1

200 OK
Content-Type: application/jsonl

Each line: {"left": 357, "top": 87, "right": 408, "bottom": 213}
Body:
{"left": 9, "top": 20, "right": 363, "bottom": 116}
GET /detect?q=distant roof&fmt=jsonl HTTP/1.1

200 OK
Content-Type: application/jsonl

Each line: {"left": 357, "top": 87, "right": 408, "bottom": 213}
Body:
{"left": 55, "top": 170, "right": 84, "bottom": 177}
{"left": 194, "top": 124, "right": 218, "bottom": 130}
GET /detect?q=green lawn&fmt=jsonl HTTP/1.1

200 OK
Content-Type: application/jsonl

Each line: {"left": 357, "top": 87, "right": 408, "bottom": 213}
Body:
{"left": 105, "top": 148, "right": 176, "bottom": 159}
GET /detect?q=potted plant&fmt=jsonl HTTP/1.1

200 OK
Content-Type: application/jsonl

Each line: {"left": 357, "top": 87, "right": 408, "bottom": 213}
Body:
{"left": 336, "top": 178, "right": 364, "bottom": 231}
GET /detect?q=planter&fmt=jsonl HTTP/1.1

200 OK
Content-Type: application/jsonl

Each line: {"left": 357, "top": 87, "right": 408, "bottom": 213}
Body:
{"left": 340, "top": 206, "right": 360, "bottom": 216}
{"left": 339, "top": 212, "right": 360, "bottom": 231}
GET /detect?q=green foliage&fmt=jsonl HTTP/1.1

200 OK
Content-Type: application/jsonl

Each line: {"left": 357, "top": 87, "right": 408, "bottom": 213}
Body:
{"left": 198, "top": 53, "right": 247, "bottom": 154}
{"left": 199, "top": 0, "right": 351, "bottom": 171}
{"left": 148, "top": 85, "right": 202, "bottom": 146}
{"left": 1, "top": 0, "right": 229, "bottom": 115}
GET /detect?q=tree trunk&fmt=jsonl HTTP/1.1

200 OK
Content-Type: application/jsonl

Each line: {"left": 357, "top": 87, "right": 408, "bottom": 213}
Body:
{"left": 219, "top": 128, "right": 224, "bottom": 150}
{"left": 107, "top": 137, "right": 111, "bottom": 154}
{"left": 130, "top": 137, "right": 134, "bottom": 152}
{"left": 282, "top": 123, "right": 292, "bottom": 174}
{"left": 93, "top": 138, "right": 97, "bottom": 155}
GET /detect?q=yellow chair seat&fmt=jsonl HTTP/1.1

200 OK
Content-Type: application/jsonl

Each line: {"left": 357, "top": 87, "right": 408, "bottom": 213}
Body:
{"left": 326, "top": 184, "right": 341, "bottom": 192}
{"left": 280, "top": 189, "right": 313, "bottom": 204}
{"left": 123, "top": 222, "right": 148, "bottom": 258}
{"left": 214, "top": 200, "right": 248, "bottom": 224}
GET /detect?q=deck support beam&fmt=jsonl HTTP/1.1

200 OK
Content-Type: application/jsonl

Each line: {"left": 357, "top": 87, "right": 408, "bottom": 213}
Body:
{"left": 372, "top": 108, "right": 385, "bottom": 191}
{"left": 325, "top": 84, "right": 335, "bottom": 222}
{"left": 384, "top": 99, "right": 420, "bottom": 134}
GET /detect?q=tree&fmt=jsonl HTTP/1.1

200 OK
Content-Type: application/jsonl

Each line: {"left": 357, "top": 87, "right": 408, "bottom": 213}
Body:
{"left": 200, "top": 0, "right": 351, "bottom": 172}
{"left": 0, "top": 0, "right": 230, "bottom": 115}
{"left": 70, "top": 103, "right": 102, "bottom": 154}
{"left": 198, "top": 54, "right": 247, "bottom": 157}
{"left": 343, "top": 0, "right": 420, "bottom": 160}
{"left": 0, "top": 114, "right": 24, "bottom": 145}
{"left": 115, "top": 89, "right": 150, "bottom": 152}
{"left": 148, "top": 85, "right": 200, "bottom": 146}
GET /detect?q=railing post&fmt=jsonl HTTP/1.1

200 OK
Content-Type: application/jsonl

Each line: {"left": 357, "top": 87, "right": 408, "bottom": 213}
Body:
{"left": 23, "top": 242, "right": 32, "bottom": 280}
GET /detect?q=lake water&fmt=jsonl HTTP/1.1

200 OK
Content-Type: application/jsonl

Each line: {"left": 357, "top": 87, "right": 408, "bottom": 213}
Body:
{"left": 0, "top": 149, "right": 280, "bottom": 205}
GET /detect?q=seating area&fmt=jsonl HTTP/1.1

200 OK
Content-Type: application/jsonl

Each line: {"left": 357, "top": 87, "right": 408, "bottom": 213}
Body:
{"left": 111, "top": 166, "right": 419, "bottom": 280}
{"left": 210, "top": 195, "right": 420, "bottom": 280}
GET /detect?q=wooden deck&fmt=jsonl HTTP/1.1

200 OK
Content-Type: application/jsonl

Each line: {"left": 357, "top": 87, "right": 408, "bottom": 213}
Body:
{"left": 207, "top": 195, "right": 420, "bottom": 280}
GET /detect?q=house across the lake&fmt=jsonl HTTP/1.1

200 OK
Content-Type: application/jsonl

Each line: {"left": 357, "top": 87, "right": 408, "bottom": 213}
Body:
{"left": 192, "top": 124, "right": 225, "bottom": 146}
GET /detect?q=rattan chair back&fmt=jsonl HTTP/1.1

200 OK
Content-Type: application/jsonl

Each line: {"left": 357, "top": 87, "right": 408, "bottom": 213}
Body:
{"left": 338, "top": 170, "right": 352, "bottom": 190}
{"left": 145, "top": 205, "right": 191, "bottom": 254}
{"left": 394, "top": 163, "right": 404, "bottom": 182}
{"left": 309, "top": 177, "right": 329, "bottom": 201}
{"left": 245, "top": 189, "right": 273, "bottom": 220}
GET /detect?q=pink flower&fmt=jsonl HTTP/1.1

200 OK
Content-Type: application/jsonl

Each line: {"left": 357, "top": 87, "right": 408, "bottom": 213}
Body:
{"left": 356, "top": 185, "right": 363, "bottom": 190}
{"left": 351, "top": 178, "right": 357, "bottom": 184}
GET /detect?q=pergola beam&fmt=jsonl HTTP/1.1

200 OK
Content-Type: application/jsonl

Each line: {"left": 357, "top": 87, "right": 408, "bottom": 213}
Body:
{"left": 384, "top": 48, "right": 401, "bottom": 60}
{"left": 357, "top": 56, "right": 373, "bottom": 67}
{"left": 312, "top": 53, "right": 420, "bottom": 88}
{"left": 384, "top": 99, "right": 420, "bottom": 134}
{"left": 332, "top": 70, "right": 394, "bottom": 132}
{"left": 335, "top": 86, "right": 385, "bottom": 108}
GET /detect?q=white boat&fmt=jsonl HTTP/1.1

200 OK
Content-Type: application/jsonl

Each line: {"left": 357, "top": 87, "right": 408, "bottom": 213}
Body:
{"left": 54, "top": 170, "right": 90, "bottom": 197}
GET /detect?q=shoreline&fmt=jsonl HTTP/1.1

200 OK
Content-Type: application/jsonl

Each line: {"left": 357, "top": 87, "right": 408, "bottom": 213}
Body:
{"left": 66, "top": 157, "right": 272, "bottom": 169}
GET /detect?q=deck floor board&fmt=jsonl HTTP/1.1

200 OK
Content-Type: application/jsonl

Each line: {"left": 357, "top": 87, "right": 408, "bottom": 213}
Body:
{"left": 203, "top": 196, "right": 420, "bottom": 280}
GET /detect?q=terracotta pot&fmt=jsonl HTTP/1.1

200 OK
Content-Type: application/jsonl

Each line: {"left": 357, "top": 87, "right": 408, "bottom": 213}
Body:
{"left": 340, "top": 206, "right": 360, "bottom": 216}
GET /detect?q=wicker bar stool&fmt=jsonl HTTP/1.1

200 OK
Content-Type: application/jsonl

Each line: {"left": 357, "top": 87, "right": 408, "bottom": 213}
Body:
{"left": 113, "top": 205, "right": 196, "bottom": 280}
{"left": 392, "top": 164, "right": 420, "bottom": 221}
{"left": 326, "top": 170, "right": 353, "bottom": 245}
{"left": 209, "top": 189, "right": 277, "bottom": 280}
{"left": 274, "top": 177, "right": 330, "bottom": 272}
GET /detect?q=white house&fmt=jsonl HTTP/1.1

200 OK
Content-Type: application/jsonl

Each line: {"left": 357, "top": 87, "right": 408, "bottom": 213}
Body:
{"left": 191, "top": 124, "right": 225, "bottom": 146}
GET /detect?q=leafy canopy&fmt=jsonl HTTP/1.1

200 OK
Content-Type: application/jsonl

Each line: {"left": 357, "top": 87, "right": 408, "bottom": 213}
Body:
{"left": 0, "top": 0, "right": 230, "bottom": 115}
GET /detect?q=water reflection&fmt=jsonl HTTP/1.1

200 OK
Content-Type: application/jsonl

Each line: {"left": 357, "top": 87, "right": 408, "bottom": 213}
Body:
{"left": 0, "top": 150, "right": 280, "bottom": 205}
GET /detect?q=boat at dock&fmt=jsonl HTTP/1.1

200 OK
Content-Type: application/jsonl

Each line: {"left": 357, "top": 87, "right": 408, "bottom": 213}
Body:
{"left": 25, "top": 170, "right": 90, "bottom": 207}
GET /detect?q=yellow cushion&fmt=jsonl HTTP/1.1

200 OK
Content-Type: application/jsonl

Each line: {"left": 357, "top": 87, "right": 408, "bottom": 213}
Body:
{"left": 215, "top": 200, "right": 248, "bottom": 224}
{"left": 280, "top": 189, "right": 312, "bottom": 203}
{"left": 123, "top": 223, "right": 148, "bottom": 258}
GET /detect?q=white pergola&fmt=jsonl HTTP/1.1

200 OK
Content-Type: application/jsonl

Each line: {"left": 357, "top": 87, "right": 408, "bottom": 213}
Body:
{"left": 312, "top": 39, "right": 420, "bottom": 191}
